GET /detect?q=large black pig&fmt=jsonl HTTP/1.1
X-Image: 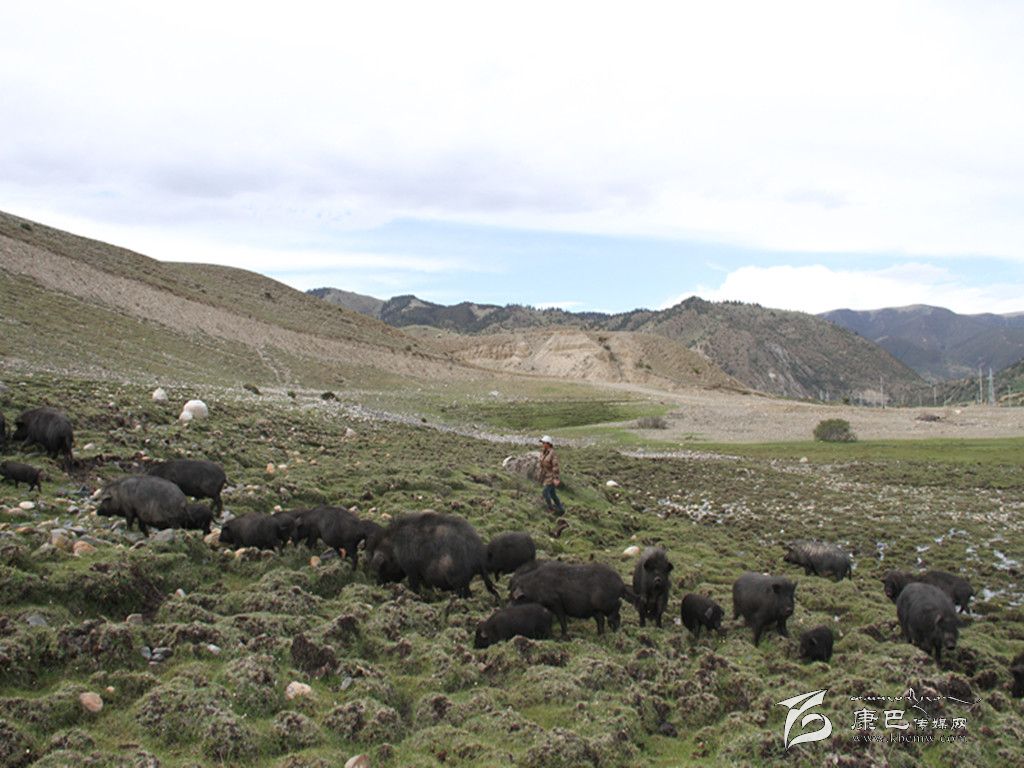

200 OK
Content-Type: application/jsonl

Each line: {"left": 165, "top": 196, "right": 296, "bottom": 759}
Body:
{"left": 365, "top": 511, "right": 499, "bottom": 599}
{"left": 508, "top": 560, "right": 636, "bottom": 637}
{"left": 474, "top": 603, "right": 554, "bottom": 648}
{"left": 783, "top": 540, "right": 852, "bottom": 580}
{"left": 96, "top": 475, "right": 190, "bottom": 536}
{"left": 147, "top": 459, "right": 227, "bottom": 512}
{"left": 13, "top": 407, "right": 74, "bottom": 471}
{"left": 290, "top": 506, "right": 380, "bottom": 566}
{"left": 896, "top": 582, "right": 960, "bottom": 665}
{"left": 732, "top": 572, "right": 796, "bottom": 646}
{"left": 632, "top": 546, "right": 673, "bottom": 628}
{"left": 486, "top": 532, "right": 537, "bottom": 579}
{"left": 219, "top": 513, "right": 291, "bottom": 551}
{"left": 883, "top": 569, "right": 974, "bottom": 614}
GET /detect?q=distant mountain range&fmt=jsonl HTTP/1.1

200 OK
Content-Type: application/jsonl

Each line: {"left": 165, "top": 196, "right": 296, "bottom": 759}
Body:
{"left": 308, "top": 289, "right": 927, "bottom": 400}
{"left": 820, "top": 305, "right": 1024, "bottom": 382}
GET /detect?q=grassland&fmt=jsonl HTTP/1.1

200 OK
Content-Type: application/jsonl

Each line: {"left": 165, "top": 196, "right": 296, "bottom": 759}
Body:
{"left": 1, "top": 372, "right": 1022, "bottom": 767}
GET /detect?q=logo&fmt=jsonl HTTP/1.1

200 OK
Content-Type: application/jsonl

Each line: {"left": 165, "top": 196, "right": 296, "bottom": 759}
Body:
{"left": 777, "top": 689, "right": 833, "bottom": 749}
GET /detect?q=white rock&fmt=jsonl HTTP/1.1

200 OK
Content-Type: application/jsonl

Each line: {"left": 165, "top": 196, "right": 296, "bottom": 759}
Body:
{"left": 622, "top": 545, "right": 641, "bottom": 558}
{"left": 181, "top": 399, "right": 209, "bottom": 419}
{"left": 178, "top": 410, "right": 193, "bottom": 424}
{"left": 344, "top": 427, "right": 357, "bottom": 438}
{"left": 799, "top": 456, "right": 809, "bottom": 464}
{"left": 265, "top": 463, "right": 276, "bottom": 475}
{"left": 345, "top": 755, "right": 370, "bottom": 768}
{"left": 79, "top": 692, "right": 103, "bottom": 713}
{"left": 19, "top": 501, "right": 36, "bottom": 511}
{"left": 285, "top": 681, "right": 313, "bottom": 700}
{"left": 605, "top": 480, "right": 620, "bottom": 487}
{"left": 151, "top": 387, "right": 169, "bottom": 403}
{"left": 204, "top": 530, "right": 221, "bottom": 546}
{"left": 309, "top": 556, "right": 322, "bottom": 568}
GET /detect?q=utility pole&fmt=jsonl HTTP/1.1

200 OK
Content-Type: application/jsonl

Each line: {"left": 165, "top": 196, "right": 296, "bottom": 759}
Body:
{"left": 978, "top": 366, "right": 983, "bottom": 404}
{"left": 880, "top": 376, "right": 884, "bottom": 409}
{"left": 989, "top": 368, "right": 995, "bottom": 405}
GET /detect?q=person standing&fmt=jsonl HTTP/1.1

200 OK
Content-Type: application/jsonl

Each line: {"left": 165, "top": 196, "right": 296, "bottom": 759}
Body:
{"left": 538, "top": 435, "right": 565, "bottom": 515}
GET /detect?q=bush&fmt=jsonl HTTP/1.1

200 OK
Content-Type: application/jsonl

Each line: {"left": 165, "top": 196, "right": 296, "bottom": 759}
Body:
{"left": 635, "top": 416, "right": 668, "bottom": 430}
{"left": 813, "top": 419, "right": 856, "bottom": 442}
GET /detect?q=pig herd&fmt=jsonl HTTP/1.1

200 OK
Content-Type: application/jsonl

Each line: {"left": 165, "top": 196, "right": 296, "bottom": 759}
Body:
{"left": 0, "top": 402, "right": 1013, "bottom": 688}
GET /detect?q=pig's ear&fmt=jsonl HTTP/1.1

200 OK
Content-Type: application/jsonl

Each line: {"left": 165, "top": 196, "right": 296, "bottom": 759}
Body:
{"left": 934, "top": 613, "right": 944, "bottom": 628}
{"left": 806, "top": 636, "right": 817, "bottom": 647}
{"left": 704, "top": 606, "right": 715, "bottom": 621}
{"left": 772, "top": 583, "right": 782, "bottom": 594}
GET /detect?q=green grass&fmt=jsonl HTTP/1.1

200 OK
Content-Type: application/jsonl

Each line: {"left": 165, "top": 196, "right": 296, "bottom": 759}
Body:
{"left": 1, "top": 372, "right": 1022, "bottom": 767}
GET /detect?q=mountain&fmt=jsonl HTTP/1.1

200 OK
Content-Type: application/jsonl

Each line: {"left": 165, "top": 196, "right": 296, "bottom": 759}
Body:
{"left": 821, "top": 305, "right": 1024, "bottom": 382}
{"left": 306, "top": 286, "right": 384, "bottom": 318}
{"left": 0, "top": 212, "right": 455, "bottom": 387}
{"left": 308, "top": 288, "right": 925, "bottom": 400}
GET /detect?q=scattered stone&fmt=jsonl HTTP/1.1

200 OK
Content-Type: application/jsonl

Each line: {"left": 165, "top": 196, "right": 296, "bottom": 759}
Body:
{"left": 606, "top": 480, "right": 620, "bottom": 487}
{"left": 320, "top": 549, "right": 339, "bottom": 562}
{"left": 126, "top": 614, "right": 144, "bottom": 626}
{"left": 206, "top": 644, "right": 222, "bottom": 655}
{"left": 25, "top": 612, "right": 48, "bottom": 628}
{"left": 285, "top": 681, "right": 313, "bottom": 700}
{"left": 150, "top": 647, "right": 173, "bottom": 663}
{"left": 345, "top": 428, "right": 358, "bottom": 439}
{"left": 174, "top": 588, "right": 187, "bottom": 598}
{"left": 309, "top": 556, "right": 322, "bottom": 568}
{"left": 345, "top": 755, "right": 371, "bottom": 768}
{"left": 178, "top": 410, "right": 193, "bottom": 424}
{"left": 151, "top": 387, "right": 168, "bottom": 403}
{"left": 204, "top": 529, "right": 221, "bottom": 546}
{"left": 79, "top": 692, "right": 103, "bottom": 713}
{"left": 152, "top": 529, "right": 183, "bottom": 544}
{"left": 622, "top": 545, "right": 641, "bottom": 558}
{"left": 72, "top": 540, "right": 96, "bottom": 556}
{"left": 799, "top": 456, "right": 809, "bottom": 464}
{"left": 140, "top": 646, "right": 152, "bottom": 661}
{"left": 50, "top": 530, "right": 73, "bottom": 552}
{"left": 266, "top": 463, "right": 276, "bottom": 475}
{"left": 19, "top": 501, "right": 36, "bottom": 511}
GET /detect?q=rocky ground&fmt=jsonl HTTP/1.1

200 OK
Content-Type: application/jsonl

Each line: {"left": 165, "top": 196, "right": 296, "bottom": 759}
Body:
{"left": 1, "top": 373, "right": 1022, "bottom": 767}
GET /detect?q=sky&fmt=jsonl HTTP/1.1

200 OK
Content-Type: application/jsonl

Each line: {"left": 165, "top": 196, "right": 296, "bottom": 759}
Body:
{"left": 2, "top": 1, "right": 1023, "bottom": 315}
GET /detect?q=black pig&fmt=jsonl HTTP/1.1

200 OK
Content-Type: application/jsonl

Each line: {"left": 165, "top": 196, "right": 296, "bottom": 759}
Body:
{"left": 365, "top": 511, "right": 499, "bottom": 599}
{"left": 96, "top": 475, "right": 189, "bottom": 536}
{"left": 13, "top": 407, "right": 73, "bottom": 471}
{"left": 799, "top": 626, "right": 835, "bottom": 662}
{"left": 783, "top": 540, "right": 852, "bottom": 580}
{"left": 183, "top": 503, "right": 214, "bottom": 534}
{"left": 219, "top": 513, "right": 290, "bottom": 551}
{"left": 1011, "top": 652, "right": 1024, "bottom": 698}
{"left": 883, "top": 569, "right": 974, "bottom": 614}
{"left": 732, "top": 572, "right": 796, "bottom": 646}
{"left": 896, "top": 582, "right": 960, "bottom": 665}
{"left": 474, "top": 603, "right": 554, "bottom": 648}
{"left": 147, "top": 459, "right": 227, "bottom": 513}
{"left": 508, "top": 560, "right": 636, "bottom": 637}
{"left": 0, "top": 460, "right": 44, "bottom": 491}
{"left": 680, "top": 593, "right": 724, "bottom": 640}
{"left": 0, "top": 412, "right": 6, "bottom": 449}
{"left": 632, "top": 547, "right": 673, "bottom": 627}
{"left": 486, "top": 532, "right": 537, "bottom": 579}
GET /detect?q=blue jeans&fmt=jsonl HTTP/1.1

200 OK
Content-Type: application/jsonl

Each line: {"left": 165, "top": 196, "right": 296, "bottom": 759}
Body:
{"left": 543, "top": 484, "right": 564, "bottom": 514}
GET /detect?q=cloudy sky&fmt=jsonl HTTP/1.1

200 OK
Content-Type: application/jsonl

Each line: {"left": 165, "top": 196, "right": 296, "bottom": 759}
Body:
{"left": 3, "top": 1, "right": 1023, "bottom": 315}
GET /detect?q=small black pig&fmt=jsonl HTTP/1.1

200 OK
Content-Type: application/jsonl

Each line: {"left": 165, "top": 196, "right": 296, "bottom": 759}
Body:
{"left": 1011, "top": 652, "right": 1024, "bottom": 699}
{"left": 732, "top": 572, "right": 796, "bottom": 646}
{"left": 183, "top": 503, "right": 214, "bottom": 534}
{"left": 896, "top": 582, "right": 960, "bottom": 665}
{"left": 13, "top": 407, "right": 74, "bottom": 471}
{"left": 0, "top": 460, "right": 44, "bottom": 491}
{"left": 632, "top": 547, "right": 673, "bottom": 628}
{"left": 486, "top": 532, "right": 537, "bottom": 579}
{"left": 474, "top": 603, "right": 554, "bottom": 648}
{"left": 799, "top": 626, "right": 835, "bottom": 662}
{"left": 220, "top": 513, "right": 290, "bottom": 551}
{"left": 680, "top": 593, "right": 724, "bottom": 640}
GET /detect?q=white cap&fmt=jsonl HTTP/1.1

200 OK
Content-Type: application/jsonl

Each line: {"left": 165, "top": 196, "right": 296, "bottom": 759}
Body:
{"left": 540, "top": 435, "right": 553, "bottom": 445}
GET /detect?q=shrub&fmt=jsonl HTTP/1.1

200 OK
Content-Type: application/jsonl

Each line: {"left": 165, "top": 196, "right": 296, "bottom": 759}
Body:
{"left": 635, "top": 416, "right": 668, "bottom": 430}
{"left": 813, "top": 419, "right": 856, "bottom": 442}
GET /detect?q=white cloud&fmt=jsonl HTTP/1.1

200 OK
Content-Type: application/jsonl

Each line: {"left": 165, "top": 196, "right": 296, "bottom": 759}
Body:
{"left": 664, "top": 263, "right": 1024, "bottom": 315}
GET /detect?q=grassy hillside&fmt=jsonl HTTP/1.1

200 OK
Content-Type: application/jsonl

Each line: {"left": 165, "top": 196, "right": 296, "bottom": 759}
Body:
{"left": 1, "top": 372, "right": 1021, "bottom": 767}
{"left": 0, "top": 211, "right": 457, "bottom": 390}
